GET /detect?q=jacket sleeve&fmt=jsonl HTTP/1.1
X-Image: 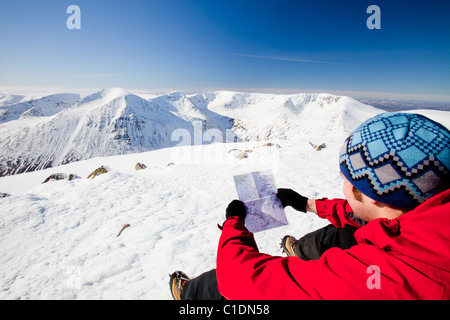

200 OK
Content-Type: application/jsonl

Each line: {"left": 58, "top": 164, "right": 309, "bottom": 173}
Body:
{"left": 216, "top": 217, "right": 385, "bottom": 299}
{"left": 314, "top": 198, "right": 365, "bottom": 228}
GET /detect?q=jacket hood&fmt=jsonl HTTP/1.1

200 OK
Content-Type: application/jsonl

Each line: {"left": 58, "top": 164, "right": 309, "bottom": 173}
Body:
{"left": 355, "top": 189, "right": 450, "bottom": 272}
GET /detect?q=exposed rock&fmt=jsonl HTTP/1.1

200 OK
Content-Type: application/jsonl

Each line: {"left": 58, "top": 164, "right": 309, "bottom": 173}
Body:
{"left": 135, "top": 162, "right": 147, "bottom": 171}
{"left": 262, "top": 142, "right": 281, "bottom": 149}
{"left": 309, "top": 142, "right": 326, "bottom": 151}
{"left": 87, "top": 166, "right": 108, "bottom": 179}
{"left": 117, "top": 224, "right": 131, "bottom": 237}
{"left": 236, "top": 152, "right": 248, "bottom": 160}
{"left": 42, "top": 173, "right": 80, "bottom": 184}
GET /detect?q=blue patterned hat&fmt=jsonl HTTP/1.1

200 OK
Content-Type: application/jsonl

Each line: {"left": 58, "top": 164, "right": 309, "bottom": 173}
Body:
{"left": 340, "top": 112, "right": 450, "bottom": 210}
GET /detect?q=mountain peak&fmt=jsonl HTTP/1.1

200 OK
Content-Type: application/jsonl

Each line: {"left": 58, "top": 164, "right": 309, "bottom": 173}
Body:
{"left": 99, "top": 87, "right": 130, "bottom": 99}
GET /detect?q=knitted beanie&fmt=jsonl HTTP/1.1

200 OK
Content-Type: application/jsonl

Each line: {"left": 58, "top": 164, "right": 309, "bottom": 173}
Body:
{"left": 339, "top": 112, "right": 450, "bottom": 210}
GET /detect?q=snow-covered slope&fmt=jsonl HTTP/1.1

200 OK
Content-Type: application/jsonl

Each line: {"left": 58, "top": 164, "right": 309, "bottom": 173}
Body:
{"left": 187, "top": 91, "right": 381, "bottom": 141}
{"left": 0, "top": 137, "right": 346, "bottom": 299}
{"left": 0, "top": 94, "right": 33, "bottom": 108}
{"left": 0, "top": 93, "right": 81, "bottom": 123}
{"left": 0, "top": 88, "right": 233, "bottom": 176}
{"left": 0, "top": 88, "right": 381, "bottom": 177}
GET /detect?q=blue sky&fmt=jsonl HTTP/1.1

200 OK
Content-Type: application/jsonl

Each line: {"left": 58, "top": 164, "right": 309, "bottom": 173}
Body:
{"left": 0, "top": 0, "right": 449, "bottom": 101}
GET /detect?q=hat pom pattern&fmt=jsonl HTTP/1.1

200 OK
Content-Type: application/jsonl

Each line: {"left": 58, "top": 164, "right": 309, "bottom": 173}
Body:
{"left": 340, "top": 113, "right": 450, "bottom": 210}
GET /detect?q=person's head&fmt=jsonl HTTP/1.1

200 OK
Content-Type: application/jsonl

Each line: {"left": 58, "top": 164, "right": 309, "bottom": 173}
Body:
{"left": 339, "top": 112, "right": 450, "bottom": 221}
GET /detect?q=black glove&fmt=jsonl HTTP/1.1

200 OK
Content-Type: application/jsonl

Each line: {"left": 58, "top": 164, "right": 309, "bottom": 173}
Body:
{"left": 225, "top": 200, "right": 247, "bottom": 221}
{"left": 276, "top": 188, "right": 308, "bottom": 212}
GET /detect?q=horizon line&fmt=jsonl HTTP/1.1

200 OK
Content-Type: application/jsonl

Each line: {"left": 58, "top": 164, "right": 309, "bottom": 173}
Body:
{"left": 1, "top": 85, "right": 449, "bottom": 104}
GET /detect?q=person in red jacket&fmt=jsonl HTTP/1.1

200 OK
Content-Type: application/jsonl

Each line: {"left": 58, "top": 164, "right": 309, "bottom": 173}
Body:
{"left": 170, "top": 112, "right": 450, "bottom": 300}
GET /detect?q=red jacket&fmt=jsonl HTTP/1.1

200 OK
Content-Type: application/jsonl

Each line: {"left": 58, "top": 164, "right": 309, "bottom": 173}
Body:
{"left": 216, "top": 189, "right": 450, "bottom": 299}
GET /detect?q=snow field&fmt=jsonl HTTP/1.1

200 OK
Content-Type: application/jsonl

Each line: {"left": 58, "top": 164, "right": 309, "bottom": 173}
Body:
{"left": 0, "top": 138, "right": 340, "bottom": 299}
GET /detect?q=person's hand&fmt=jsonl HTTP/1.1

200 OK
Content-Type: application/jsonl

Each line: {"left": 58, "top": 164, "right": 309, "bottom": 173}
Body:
{"left": 225, "top": 200, "right": 246, "bottom": 221}
{"left": 276, "top": 188, "right": 308, "bottom": 212}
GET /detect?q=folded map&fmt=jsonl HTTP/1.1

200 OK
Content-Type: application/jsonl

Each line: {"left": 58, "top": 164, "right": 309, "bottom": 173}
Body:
{"left": 233, "top": 169, "right": 288, "bottom": 233}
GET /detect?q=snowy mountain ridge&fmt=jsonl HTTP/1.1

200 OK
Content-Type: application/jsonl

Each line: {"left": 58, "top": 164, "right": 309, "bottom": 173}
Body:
{"left": 0, "top": 93, "right": 81, "bottom": 123}
{"left": 0, "top": 87, "right": 435, "bottom": 177}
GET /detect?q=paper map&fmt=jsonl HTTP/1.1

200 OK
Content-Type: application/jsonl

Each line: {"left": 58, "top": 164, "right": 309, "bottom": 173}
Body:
{"left": 233, "top": 169, "right": 288, "bottom": 233}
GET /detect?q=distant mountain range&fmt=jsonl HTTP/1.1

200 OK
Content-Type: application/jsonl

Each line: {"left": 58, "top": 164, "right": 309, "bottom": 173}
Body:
{"left": 0, "top": 87, "right": 389, "bottom": 176}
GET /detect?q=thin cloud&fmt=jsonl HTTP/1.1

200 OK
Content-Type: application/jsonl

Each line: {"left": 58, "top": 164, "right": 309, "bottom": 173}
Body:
{"left": 73, "top": 73, "right": 120, "bottom": 78}
{"left": 232, "top": 53, "right": 343, "bottom": 65}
